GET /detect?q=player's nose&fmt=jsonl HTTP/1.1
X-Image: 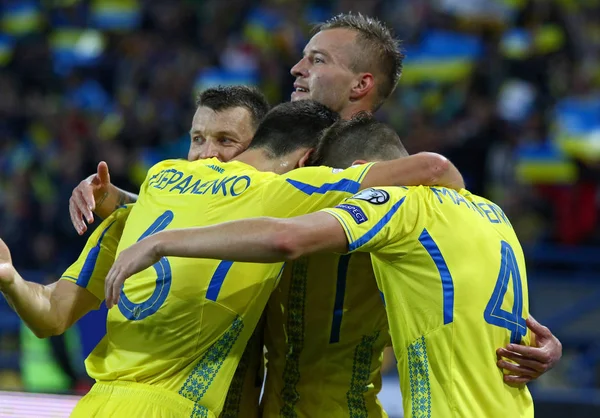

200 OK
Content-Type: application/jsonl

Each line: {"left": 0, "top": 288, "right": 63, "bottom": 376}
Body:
{"left": 291, "top": 57, "right": 308, "bottom": 77}
{"left": 199, "top": 142, "right": 222, "bottom": 160}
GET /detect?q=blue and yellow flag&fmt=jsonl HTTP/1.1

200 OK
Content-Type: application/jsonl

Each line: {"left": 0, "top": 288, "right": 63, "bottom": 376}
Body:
{"left": 0, "top": 1, "right": 43, "bottom": 37}
{"left": 90, "top": 0, "right": 141, "bottom": 31}
{"left": 49, "top": 28, "right": 106, "bottom": 74}
{"left": 0, "top": 35, "right": 14, "bottom": 67}
{"left": 194, "top": 67, "right": 259, "bottom": 96}
{"left": 402, "top": 30, "right": 483, "bottom": 85}
{"left": 516, "top": 140, "right": 577, "bottom": 184}
{"left": 554, "top": 96, "right": 600, "bottom": 162}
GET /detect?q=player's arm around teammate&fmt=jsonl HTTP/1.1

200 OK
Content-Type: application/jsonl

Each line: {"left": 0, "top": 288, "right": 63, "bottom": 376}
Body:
{"left": 103, "top": 149, "right": 464, "bottom": 305}
{"left": 70, "top": 161, "right": 138, "bottom": 234}
{"left": 105, "top": 193, "right": 560, "bottom": 387}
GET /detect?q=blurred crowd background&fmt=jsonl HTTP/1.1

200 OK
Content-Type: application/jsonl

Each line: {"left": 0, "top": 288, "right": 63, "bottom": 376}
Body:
{"left": 1, "top": 0, "right": 600, "bottom": 272}
{"left": 0, "top": 0, "right": 599, "bottom": 413}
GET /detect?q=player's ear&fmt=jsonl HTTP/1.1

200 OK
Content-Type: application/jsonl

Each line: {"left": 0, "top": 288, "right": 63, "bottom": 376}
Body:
{"left": 351, "top": 159, "right": 369, "bottom": 166}
{"left": 350, "top": 73, "right": 375, "bottom": 101}
{"left": 298, "top": 148, "right": 315, "bottom": 168}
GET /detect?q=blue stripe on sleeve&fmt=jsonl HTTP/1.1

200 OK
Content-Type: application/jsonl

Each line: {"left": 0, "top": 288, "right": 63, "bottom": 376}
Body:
{"left": 206, "top": 260, "right": 234, "bottom": 301}
{"left": 324, "top": 209, "right": 356, "bottom": 244}
{"left": 355, "top": 163, "right": 373, "bottom": 183}
{"left": 76, "top": 220, "right": 116, "bottom": 288}
{"left": 285, "top": 178, "right": 361, "bottom": 195}
{"left": 348, "top": 197, "right": 406, "bottom": 252}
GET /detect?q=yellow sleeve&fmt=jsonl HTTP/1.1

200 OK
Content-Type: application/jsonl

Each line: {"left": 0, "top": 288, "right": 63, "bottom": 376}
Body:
{"left": 263, "top": 163, "right": 375, "bottom": 217}
{"left": 321, "top": 187, "right": 423, "bottom": 257}
{"left": 60, "top": 205, "right": 132, "bottom": 301}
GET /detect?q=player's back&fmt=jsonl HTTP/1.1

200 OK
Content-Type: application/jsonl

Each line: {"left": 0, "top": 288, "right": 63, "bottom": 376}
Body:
{"left": 86, "top": 158, "right": 286, "bottom": 416}
{"left": 263, "top": 253, "right": 390, "bottom": 417}
{"left": 323, "top": 186, "right": 534, "bottom": 417}
{"left": 86, "top": 158, "right": 375, "bottom": 416}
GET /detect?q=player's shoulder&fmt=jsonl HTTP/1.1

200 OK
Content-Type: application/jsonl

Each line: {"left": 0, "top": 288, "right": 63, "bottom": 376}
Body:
{"left": 112, "top": 203, "right": 135, "bottom": 219}
{"left": 149, "top": 158, "right": 188, "bottom": 171}
{"left": 349, "top": 186, "right": 416, "bottom": 204}
{"left": 280, "top": 165, "right": 337, "bottom": 180}
{"left": 88, "top": 204, "right": 133, "bottom": 243}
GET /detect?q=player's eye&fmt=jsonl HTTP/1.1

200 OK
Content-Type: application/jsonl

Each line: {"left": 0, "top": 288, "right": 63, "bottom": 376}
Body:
{"left": 219, "top": 138, "right": 234, "bottom": 145}
{"left": 192, "top": 136, "right": 204, "bottom": 143}
{"left": 314, "top": 56, "right": 325, "bottom": 64}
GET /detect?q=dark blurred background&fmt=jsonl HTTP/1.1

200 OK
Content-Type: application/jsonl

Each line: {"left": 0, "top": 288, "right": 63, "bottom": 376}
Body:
{"left": 0, "top": 0, "right": 599, "bottom": 416}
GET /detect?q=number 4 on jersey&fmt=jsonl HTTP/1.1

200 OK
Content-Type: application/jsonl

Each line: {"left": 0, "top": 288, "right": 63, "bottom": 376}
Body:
{"left": 484, "top": 241, "right": 527, "bottom": 344}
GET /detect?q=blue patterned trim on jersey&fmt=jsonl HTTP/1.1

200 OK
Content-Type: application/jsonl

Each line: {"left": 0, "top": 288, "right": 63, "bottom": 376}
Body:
{"left": 206, "top": 260, "right": 234, "bottom": 301}
{"left": 346, "top": 331, "right": 380, "bottom": 418}
{"left": 280, "top": 259, "right": 309, "bottom": 418}
{"left": 190, "top": 404, "right": 209, "bottom": 418}
{"left": 220, "top": 328, "right": 255, "bottom": 418}
{"left": 348, "top": 197, "right": 406, "bottom": 252}
{"left": 285, "top": 178, "right": 360, "bottom": 196}
{"left": 179, "top": 317, "right": 244, "bottom": 408}
{"left": 77, "top": 220, "right": 116, "bottom": 288}
{"left": 407, "top": 336, "right": 431, "bottom": 418}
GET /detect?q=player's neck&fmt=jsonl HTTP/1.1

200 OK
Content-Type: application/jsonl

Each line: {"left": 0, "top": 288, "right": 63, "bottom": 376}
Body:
{"left": 234, "top": 149, "right": 299, "bottom": 175}
{"left": 339, "top": 103, "right": 373, "bottom": 120}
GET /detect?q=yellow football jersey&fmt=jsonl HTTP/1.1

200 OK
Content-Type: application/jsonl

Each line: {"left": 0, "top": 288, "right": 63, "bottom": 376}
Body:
{"left": 322, "top": 186, "right": 534, "bottom": 418}
{"left": 67, "top": 158, "right": 374, "bottom": 417}
{"left": 61, "top": 204, "right": 262, "bottom": 418}
{"left": 61, "top": 205, "right": 133, "bottom": 302}
{"left": 220, "top": 319, "right": 265, "bottom": 418}
{"left": 263, "top": 253, "right": 391, "bottom": 417}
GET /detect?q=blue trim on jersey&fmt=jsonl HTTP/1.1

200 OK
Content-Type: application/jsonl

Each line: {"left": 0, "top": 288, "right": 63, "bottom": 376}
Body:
{"left": 206, "top": 260, "right": 234, "bottom": 301}
{"left": 407, "top": 336, "right": 432, "bottom": 417}
{"left": 325, "top": 210, "right": 356, "bottom": 244}
{"left": 179, "top": 317, "right": 244, "bottom": 405}
{"left": 348, "top": 197, "right": 406, "bottom": 252}
{"left": 357, "top": 163, "right": 373, "bottom": 182}
{"left": 119, "top": 210, "right": 174, "bottom": 321}
{"left": 347, "top": 330, "right": 380, "bottom": 415}
{"left": 285, "top": 178, "right": 360, "bottom": 195}
{"left": 77, "top": 220, "right": 116, "bottom": 288}
{"left": 275, "top": 262, "right": 286, "bottom": 285}
{"left": 418, "top": 229, "right": 454, "bottom": 325}
{"left": 330, "top": 255, "right": 351, "bottom": 343}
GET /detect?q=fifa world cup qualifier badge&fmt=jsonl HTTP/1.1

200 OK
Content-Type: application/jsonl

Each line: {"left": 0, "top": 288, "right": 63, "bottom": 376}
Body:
{"left": 351, "top": 188, "right": 390, "bottom": 205}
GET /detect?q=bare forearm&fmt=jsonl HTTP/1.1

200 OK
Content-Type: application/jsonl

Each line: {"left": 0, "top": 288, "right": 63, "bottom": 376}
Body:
{"left": 434, "top": 157, "right": 464, "bottom": 190}
{"left": 155, "top": 218, "right": 291, "bottom": 263}
{"left": 363, "top": 152, "right": 464, "bottom": 191}
{"left": 95, "top": 184, "right": 138, "bottom": 219}
{"left": 1, "top": 276, "right": 60, "bottom": 338}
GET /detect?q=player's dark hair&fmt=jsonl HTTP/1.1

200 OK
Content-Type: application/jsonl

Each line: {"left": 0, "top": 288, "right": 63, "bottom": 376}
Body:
{"left": 196, "top": 85, "right": 270, "bottom": 130}
{"left": 248, "top": 100, "right": 340, "bottom": 158}
{"left": 310, "top": 111, "right": 408, "bottom": 167}
{"left": 315, "top": 13, "right": 404, "bottom": 111}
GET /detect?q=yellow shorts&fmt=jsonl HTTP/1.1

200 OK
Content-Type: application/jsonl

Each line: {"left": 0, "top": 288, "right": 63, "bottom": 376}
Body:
{"left": 70, "top": 381, "right": 213, "bottom": 418}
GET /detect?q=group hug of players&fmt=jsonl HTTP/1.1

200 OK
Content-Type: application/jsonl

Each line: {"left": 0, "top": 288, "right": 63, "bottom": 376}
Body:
{"left": 0, "top": 12, "right": 562, "bottom": 418}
